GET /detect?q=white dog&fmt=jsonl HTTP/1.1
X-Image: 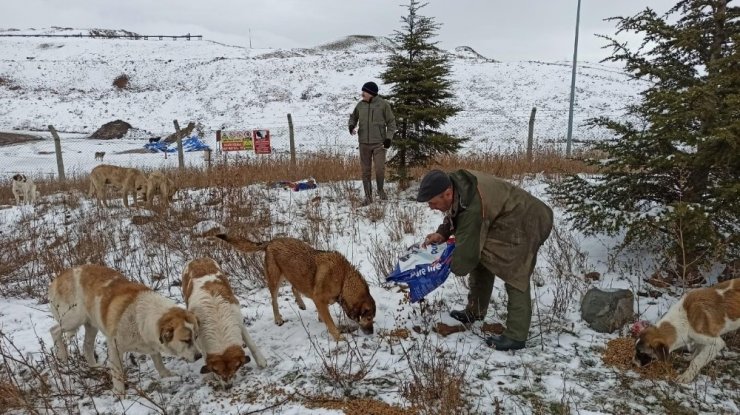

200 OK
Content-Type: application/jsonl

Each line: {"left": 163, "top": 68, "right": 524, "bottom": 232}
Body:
{"left": 11, "top": 174, "right": 39, "bottom": 205}
{"left": 634, "top": 278, "right": 739, "bottom": 382}
{"left": 181, "top": 258, "right": 267, "bottom": 388}
{"left": 48, "top": 264, "right": 202, "bottom": 396}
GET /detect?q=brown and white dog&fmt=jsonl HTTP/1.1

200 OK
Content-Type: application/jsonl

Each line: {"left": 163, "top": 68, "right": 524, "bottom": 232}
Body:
{"left": 634, "top": 278, "right": 739, "bottom": 382}
{"left": 11, "top": 174, "right": 39, "bottom": 205}
{"left": 181, "top": 258, "right": 267, "bottom": 388}
{"left": 48, "top": 265, "right": 202, "bottom": 396}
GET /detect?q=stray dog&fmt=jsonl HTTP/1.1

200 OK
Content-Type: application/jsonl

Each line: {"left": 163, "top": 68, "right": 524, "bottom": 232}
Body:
{"left": 88, "top": 164, "right": 148, "bottom": 208}
{"left": 214, "top": 235, "right": 376, "bottom": 341}
{"left": 146, "top": 171, "right": 176, "bottom": 208}
{"left": 48, "top": 264, "right": 202, "bottom": 396}
{"left": 634, "top": 278, "right": 739, "bottom": 382}
{"left": 94, "top": 151, "right": 105, "bottom": 161}
{"left": 11, "top": 174, "right": 39, "bottom": 205}
{"left": 181, "top": 258, "right": 267, "bottom": 388}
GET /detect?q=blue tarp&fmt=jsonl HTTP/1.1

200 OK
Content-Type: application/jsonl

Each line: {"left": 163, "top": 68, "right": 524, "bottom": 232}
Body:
{"left": 144, "top": 136, "right": 211, "bottom": 153}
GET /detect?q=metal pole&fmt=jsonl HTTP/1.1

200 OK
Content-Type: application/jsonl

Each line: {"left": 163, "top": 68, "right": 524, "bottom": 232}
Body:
{"left": 566, "top": 0, "right": 581, "bottom": 157}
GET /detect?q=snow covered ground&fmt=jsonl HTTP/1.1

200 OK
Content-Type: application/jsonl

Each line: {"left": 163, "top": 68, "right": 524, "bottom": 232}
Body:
{"left": 0, "top": 173, "right": 737, "bottom": 414}
{"left": 0, "top": 28, "right": 737, "bottom": 415}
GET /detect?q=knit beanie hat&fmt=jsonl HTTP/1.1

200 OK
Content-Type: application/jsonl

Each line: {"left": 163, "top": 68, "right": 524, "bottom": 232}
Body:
{"left": 362, "top": 81, "right": 379, "bottom": 96}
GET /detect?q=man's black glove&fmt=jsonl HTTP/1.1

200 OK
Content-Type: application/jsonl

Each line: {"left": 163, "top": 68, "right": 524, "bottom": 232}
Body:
{"left": 383, "top": 138, "right": 391, "bottom": 149}
{"left": 349, "top": 126, "right": 354, "bottom": 134}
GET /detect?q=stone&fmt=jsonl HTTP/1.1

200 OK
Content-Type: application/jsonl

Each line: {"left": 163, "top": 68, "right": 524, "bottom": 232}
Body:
{"left": 581, "top": 287, "right": 634, "bottom": 333}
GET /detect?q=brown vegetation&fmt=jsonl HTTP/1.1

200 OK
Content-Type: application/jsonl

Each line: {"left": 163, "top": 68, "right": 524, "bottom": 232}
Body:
{"left": 112, "top": 73, "right": 129, "bottom": 89}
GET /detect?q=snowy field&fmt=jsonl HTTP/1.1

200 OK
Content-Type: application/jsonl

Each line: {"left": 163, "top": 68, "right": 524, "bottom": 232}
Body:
{"left": 0, "top": 173, "right": 737, "bottom": 414}
{"left": 0, "top": 29, "right": 737, "bottom": 415}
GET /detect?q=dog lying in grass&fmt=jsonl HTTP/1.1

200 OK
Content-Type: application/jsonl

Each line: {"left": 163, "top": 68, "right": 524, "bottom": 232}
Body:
{"left": 213, "top": 235, "right": 376, "bottom": 341}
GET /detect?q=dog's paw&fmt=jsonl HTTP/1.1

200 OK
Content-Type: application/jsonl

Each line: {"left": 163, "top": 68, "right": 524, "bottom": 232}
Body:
{"left": 275, "top": 317, "right": 285, "bottom": 326}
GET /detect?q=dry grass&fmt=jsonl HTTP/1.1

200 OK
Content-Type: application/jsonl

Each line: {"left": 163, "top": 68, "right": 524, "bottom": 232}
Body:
{"left": 2, "top": 149, "right": 598, "bottom": 205}
{"left": 304, "top": 395, "right": 418, "bottom": 415}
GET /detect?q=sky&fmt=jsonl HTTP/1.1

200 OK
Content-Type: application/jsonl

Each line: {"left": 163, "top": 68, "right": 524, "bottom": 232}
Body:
{"left": 2, "top": 0, "right": 679, "bottom": 61}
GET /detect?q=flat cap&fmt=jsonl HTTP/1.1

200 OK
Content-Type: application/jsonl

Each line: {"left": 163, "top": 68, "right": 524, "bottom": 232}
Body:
{"left": 416, "top": 169, "right": 452, "bottom": 202}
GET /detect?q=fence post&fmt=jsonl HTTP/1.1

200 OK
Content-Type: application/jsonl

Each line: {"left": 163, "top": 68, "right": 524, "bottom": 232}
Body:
{"left": 527, "top": 107, "right": 536, "bottom": 162}
{"left": 173, "top": 120, "right": 185, "bottom": 170}
{"left": 204, "top": 148, "right": 212, "bottom": 170}
{"left": 48, "top": 125, "right": 65, "bottom": 181}
{"left": 287, "top": 113, "right": 296, "bottom": 168}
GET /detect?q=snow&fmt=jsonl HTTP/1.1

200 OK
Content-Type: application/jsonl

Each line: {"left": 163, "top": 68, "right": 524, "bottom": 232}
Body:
{"left": 0, "top": 28, "right": 737, "bottom": 415}
{"left": 0, "top": 28, "right": 645, "bottom": 168}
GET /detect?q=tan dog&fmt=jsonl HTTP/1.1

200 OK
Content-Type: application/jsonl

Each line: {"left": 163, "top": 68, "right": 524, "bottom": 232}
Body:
{"left": 48, "top": 264, "right": 202, "bottom": 396}
{"left": 181, "top": 258, "right": 267, "bottom": 388}
{"left": 214, "top": 235, "right": 376, "bottom": 341}
{"left": 634, "top": 278, "right": 739, "bottom": 382}
{"left": 146, "top": 171, "right": 176, "bottom": 208}
{"left": 12, "top": 174, "right": 39, "bottom": 205}
{"left": 88, "top": 164, "right": 148, "bottom": 208}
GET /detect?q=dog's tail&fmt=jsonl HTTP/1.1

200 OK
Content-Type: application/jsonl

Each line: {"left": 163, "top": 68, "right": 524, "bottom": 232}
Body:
{"left": 212, "top": 234, "right": 267, "bottom": 253}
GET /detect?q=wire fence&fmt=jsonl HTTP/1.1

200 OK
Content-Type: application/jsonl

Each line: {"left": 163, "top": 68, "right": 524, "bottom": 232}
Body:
{"left": 1, "top": 108, "right": 624, "bottom": 179}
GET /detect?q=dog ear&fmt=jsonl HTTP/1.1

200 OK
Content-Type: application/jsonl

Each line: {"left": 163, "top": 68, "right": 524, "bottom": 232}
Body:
{"left": 200, "top": 365, "right": 211, "bottom": 374}
{"left": 160, "top": 327, "right": 174, "bottom": 344}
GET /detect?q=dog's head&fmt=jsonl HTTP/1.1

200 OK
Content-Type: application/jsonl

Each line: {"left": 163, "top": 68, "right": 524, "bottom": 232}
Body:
{"left": 12, "top": 174, "right": 26, "bottom": 182}
{"left": 158, "top": 308, "right": 202, "bottom": 362}
{"left": 633, "top": 324, "right": 670, "bottom": 367}
{"left": 200, "top": 345, "right": 250, "bottom": 389}
{"left": 347, "top": 297, "right": 376, "bottom": 335}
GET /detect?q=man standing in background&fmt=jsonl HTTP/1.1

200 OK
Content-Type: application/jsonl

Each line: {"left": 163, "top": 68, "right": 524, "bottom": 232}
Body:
{"left": 349, "top": 81, "right": 397, "bottom": 206}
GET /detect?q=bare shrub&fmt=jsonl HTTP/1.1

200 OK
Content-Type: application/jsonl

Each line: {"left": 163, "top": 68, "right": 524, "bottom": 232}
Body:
{"left": 112, "top": 73, "right": 129, "bottom": 89}
{"left": 399, "top": 337, "right": 471, "bottom": 415}
{"left": 535, "top": 225, "right": 589, "bottom": 333}
{"left": 366, "top": 236, "right": 404, "bottom": 286}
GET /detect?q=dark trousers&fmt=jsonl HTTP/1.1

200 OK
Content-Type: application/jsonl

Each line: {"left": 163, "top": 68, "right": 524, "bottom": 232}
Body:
{"left": 359, "top": 143, "right": 386, "bottom": 183}
{"left": 465, "top": 263, "right": 532, "bottom": 342}
{"left": 359, "top": 143, "right": 386, "bottom": 199}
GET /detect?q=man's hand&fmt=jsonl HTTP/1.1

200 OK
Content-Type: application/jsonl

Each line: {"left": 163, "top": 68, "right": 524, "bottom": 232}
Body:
{"left": 349, "top": 126, "right": 355, "bottom": 135}
{"left": 383, "top": 138, "right": 391, "bottom": 149}
{"left": 422, "top": 232, "right": 445, "bottom": 248}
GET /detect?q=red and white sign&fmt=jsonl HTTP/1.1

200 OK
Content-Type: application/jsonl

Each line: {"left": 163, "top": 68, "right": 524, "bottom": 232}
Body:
{"left": 253, "top": 129, "right": 271, "bottom": 154}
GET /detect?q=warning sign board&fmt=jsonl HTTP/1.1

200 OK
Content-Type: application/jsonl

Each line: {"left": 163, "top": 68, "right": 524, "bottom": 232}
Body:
{"left": 253, "top": 129, "right": 271, "bottom": 154}
{"left": 221, "top": 131, "right": 253, "bottom": 152}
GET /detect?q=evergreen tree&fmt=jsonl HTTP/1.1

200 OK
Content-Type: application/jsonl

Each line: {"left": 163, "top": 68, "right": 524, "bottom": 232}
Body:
{"left": 550, "top": 0, "right": 739, "bottom": 283}
{"left": 380, "top": 0, "right": 467, "bottom": 185}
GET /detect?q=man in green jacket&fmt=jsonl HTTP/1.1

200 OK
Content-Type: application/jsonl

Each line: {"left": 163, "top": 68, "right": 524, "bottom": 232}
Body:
{"left": 349, "top": 81, "right": 397, "bottom": 206}
{"left": 418, "top": 169, "right": 553, "bottom": 350}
